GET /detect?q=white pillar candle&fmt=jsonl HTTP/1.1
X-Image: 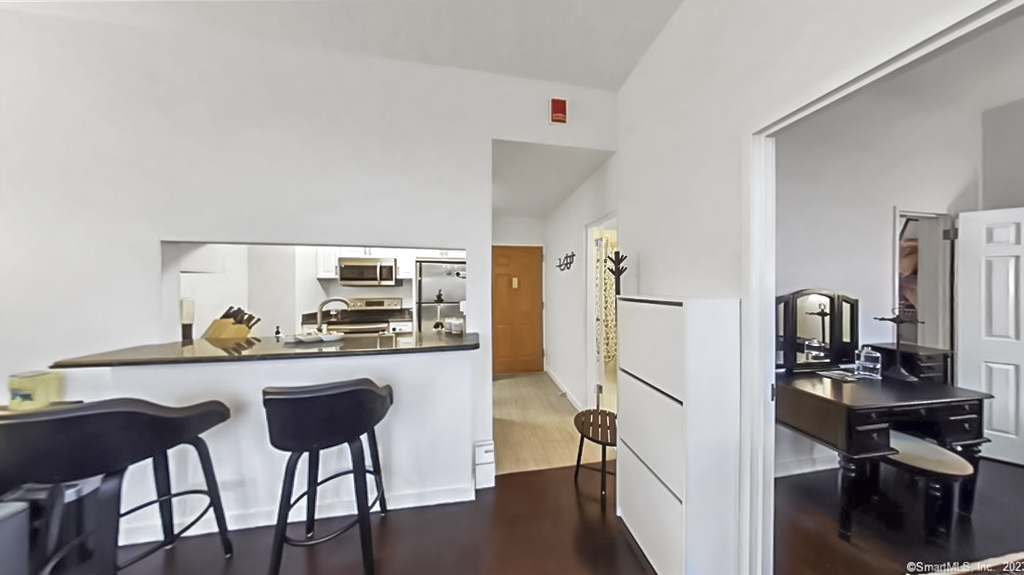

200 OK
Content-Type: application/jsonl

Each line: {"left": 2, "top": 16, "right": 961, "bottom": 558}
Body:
{"left": 180, "top": 298, "right": 195, "bottom": 325}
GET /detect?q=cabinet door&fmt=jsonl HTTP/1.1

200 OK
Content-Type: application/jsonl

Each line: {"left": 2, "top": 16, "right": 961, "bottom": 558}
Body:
{"left": 371, "top": 248, "right": 414, "bottom": 279}
{"left": 315, "top": 247, "right": 339, "bottom": 279}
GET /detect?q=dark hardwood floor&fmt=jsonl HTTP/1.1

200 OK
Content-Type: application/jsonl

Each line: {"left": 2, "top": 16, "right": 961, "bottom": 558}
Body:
{"left": 121, "top": 462, "right": 653, "bottom": 575}
{"left": 775, "top": 459, "right": 1024, "bottom": 575}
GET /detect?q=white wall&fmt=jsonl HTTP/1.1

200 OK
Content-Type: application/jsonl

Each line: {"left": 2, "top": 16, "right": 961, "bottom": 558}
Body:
{"left": 492, "top": 215, "right": 545, "bottom": 246}
{"left": 247, "top": 245, "right": 297, "bottom": 337}
{"left": 543, "top": 165, "right": 613, "bottom": 407}
{"left": 178, "top": 245, "right": 250, "bottom": 340}
{"left": 0, "top": 7, "right": 616, "bottom": 454}
{"left": 775, "top": 85, "right": 983, "bottom": 347}
{"left": 983, "top": 98, "right": 1024, "bottom": 210}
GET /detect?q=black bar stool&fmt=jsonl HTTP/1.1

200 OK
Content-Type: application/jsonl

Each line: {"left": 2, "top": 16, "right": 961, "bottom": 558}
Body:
{"left": 0, "top": 399, "right": 233, "bottom": 575}
{"left": 263, "top": 378, "right": 393, "bottom": 575}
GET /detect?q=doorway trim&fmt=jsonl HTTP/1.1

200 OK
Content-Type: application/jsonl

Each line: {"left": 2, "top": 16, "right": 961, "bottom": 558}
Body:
{"left": 743, "top": 2, "right": 1024, "bottom": 573}
{"left": 585, "top": 212, "right": 617, "bottom": 410}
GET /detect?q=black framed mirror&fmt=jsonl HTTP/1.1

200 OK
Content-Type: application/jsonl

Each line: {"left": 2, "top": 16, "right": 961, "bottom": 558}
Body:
{"left": 776, "top": 289, "right": 859, "bottom": 372}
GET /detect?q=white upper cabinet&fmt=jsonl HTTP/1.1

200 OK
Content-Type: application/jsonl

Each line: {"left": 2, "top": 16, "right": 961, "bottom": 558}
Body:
{"left": 315, "top": 247, "right": 340, "bottom": 279}
{"left": 369, "top": 247, "right": 415, "bottom": 279}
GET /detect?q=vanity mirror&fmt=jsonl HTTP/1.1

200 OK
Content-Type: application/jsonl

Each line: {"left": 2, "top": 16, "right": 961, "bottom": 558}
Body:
{"left": 776, "top": 289, "right": 859, "bottom": 372}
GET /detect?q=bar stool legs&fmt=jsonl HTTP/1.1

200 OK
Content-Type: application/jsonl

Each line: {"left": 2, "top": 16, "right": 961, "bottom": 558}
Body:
{"left": 267, "top": 441, "right": 386, "bottom": 575}
{"left": 306, "top": 450, "right": 319, "bottom": 539}
{"left": 268, "top": 452, "right": 301, "bottom": 575}
{"left": 189, "top": 438, "right": 234, "bottom": 558}
{"left": 152, "top": 451, "right": 175, "bottom": 548}
{"left": 367, "top": 429, "right": 387, "bottom": 515}
{"left": 350, "top": 440, "right": 376, "bottom": 575}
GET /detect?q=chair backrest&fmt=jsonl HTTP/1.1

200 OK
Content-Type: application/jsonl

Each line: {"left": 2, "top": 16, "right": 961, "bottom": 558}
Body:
{"left": 262, "top": 378, "right": 393, "bottom": 453}
{"left": 0, "top": 399, "right": 229, "bottom": 495}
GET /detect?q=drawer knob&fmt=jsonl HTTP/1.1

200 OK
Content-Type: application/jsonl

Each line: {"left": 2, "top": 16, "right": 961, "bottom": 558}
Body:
{"left": 919, "top": 409, "right": 928, "bottom": 416}
{"left": 871, "top": 432, "right": 879, "bottom": 441}
{"left": 963, "top": 404, "right": 971, "bottom": 412}
{"left": 963, "top": 423, "right": 971, "bottom": 431}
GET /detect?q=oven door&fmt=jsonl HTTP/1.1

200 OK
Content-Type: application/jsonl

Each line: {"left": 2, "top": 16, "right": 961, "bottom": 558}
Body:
{"left": 338, "top": 258, "right": 397, "bottom": 286}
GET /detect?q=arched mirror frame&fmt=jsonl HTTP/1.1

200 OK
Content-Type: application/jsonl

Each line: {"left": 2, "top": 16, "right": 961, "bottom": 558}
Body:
{"left": 776, "top": 289, "right": 859, "bottom": 373}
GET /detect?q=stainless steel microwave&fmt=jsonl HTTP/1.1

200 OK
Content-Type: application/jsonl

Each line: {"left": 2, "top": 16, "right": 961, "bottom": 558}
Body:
{"left": 338, "top": 257, "right": 398, "bottom": 286}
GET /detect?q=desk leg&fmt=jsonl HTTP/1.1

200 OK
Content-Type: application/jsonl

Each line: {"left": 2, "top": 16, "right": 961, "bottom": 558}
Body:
{"left": 955, "top": 444, "right": 982, "bottom": 516}
{"left": 838, "top": 455, "right": 859, "bottom": 542}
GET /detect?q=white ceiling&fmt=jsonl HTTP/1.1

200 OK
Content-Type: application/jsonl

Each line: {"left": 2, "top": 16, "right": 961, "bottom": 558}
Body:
{"left": 492, "top": 140, "right": 613, "bottom": 217}
{"left": 18, "top": 0, "right": 684, "bottom": 91}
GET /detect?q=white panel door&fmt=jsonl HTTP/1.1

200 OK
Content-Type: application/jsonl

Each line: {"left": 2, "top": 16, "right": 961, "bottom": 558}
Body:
{"left": 957, "top": 207, "right": 1024, "bottom": 465}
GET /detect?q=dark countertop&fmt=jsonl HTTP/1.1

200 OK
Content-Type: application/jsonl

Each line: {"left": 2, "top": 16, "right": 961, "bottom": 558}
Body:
{"left": 777, "top": 371, "right": 992, "bottom": 409}
{"left": 51, "top": 332, "right": 479, "bottom": 369}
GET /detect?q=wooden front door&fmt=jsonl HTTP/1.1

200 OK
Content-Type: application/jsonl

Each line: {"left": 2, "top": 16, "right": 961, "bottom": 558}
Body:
{"left": 492, "top": 246, "right": 544, "bottom": 373}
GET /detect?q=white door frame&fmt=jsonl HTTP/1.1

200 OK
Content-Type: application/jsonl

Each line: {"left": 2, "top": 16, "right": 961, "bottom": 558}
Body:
{"left": 743, "top": 2, "right": 1024, "bottom": 573}
{"left": 585, "top": 212, "right": 617, "bottom": 410}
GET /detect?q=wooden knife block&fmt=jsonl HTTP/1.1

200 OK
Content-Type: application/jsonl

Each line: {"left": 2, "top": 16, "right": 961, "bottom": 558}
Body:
{"left": 203, "top": 318, "right": 251, "bottom": 340}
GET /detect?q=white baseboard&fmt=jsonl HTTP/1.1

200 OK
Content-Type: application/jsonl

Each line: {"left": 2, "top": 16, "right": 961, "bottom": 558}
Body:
{"left": 118, "top": 484, "right": 475, "bottom": 545}
{"left": 545, "top": 368, "right": 582, "bottom": 410}
{"left": 774, "top": 454, "right": 839, "bottom": 478}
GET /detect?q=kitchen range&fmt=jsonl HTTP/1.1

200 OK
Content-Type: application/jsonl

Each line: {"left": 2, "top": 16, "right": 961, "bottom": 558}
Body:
{"left": 300, "top": 297, "right": 413, "bottom": 335}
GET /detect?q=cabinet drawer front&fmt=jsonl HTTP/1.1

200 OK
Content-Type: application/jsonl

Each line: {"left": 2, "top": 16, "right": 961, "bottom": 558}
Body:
{"left": 850, "top": 409, "right": 887, "bottom": 426}
{"left": 618, "top": 442, "right": 684, "bottom": 575}
{"left": 916, "top": 361, "right": 946, "bottom": 376}
{"left": 848, "top": 425, "right": 890, "bottom": 455}
{"left": 619, "top": 369, "right": 685, "bottom": 497}
{"left": 938, "top": 402, "right": 980, "bottom": 416}
{"left": 941, "top": 415, "right": 981, "bottom": 441}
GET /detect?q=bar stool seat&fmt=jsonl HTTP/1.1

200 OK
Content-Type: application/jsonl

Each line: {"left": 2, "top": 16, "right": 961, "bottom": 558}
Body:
{"left": 263, "top": 378, "right": 393, "bottom": 575}
{"left": 0, "top": 399, "right": 233, "bottom": 575}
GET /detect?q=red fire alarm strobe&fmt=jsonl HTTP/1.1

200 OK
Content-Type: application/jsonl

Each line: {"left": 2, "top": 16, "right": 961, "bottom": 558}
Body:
{"left": 550, "top": 98, "right": 567, "bottom": 124}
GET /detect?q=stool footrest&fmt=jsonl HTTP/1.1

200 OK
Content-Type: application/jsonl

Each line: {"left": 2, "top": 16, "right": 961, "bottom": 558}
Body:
{"left": 117, "top": 490, "right": 215, "bottom": 570}
{"left": 283, "top": 468, "right": 384, "bottom": 548}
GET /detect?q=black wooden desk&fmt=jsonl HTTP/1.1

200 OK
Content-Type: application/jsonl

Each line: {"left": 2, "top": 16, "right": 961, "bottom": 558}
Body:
{"left": 776, "top": 371, "right": 993, "bottom": 540}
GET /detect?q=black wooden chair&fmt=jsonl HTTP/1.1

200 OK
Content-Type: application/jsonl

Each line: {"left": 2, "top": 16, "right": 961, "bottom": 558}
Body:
{"left": 0, "top": 399, "right": 233, "bottom": 574}
{"left": 262, "top": 378, "right": 393, "bottom": 575}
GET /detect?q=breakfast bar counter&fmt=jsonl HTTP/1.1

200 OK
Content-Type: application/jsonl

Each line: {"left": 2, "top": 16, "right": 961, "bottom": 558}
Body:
{"left": 51, "top": 332, "right": 479, "bottom": 368}
{"left": 51, "top": 332, "right": 482, "bottom": 546}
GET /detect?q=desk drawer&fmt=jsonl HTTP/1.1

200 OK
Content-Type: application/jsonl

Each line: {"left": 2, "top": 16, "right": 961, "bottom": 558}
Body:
{"left": 848, "top": 424, "right": 890, "bottom": 455}
{"left": 937, "top": 402, "right": 980, "bottom": 417}
{"left": 940, "top": 414, "right": 981, "bottom": 441}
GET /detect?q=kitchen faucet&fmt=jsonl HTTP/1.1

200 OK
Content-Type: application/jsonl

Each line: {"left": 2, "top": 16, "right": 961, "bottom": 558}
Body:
{"left": 316, "top": 297, "right": 352, "bottom": 333}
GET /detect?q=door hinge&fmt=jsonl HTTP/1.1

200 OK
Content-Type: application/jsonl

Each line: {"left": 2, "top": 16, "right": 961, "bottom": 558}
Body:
{"left": 943, "top": 227, "right": 958, "bottom": 241}
{"left": 771, "top": 383, "right": 777, "bottom": 402}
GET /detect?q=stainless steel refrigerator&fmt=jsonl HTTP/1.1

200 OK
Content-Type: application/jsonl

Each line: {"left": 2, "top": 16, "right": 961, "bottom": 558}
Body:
{"left": 417, "top": 260, "right": 467, "bottom": 333}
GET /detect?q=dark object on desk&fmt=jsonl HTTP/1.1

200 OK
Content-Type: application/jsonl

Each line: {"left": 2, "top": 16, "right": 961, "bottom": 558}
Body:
{"left": 872, "top": 313, "right": 924, "bottom": 381}
{"left": 776, "top": 289, "right": 859, "bottom": 372}
{"left": 868, "top": 342, "right": 952, "bottom": 385}
{"left": 263, "top": 378, "right": 393, "bottom": 575}
{"left": 0, "top": 399, "right": 233, "bottom": 574}
{"left": 775, "top": 371, "right": 992, "bottom": 542}
{"left": 573, "top": 409, "right": 617, "bottom": 505}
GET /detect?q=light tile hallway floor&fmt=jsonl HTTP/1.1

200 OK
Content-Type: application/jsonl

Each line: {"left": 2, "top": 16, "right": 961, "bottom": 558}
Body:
{"left": 493, "top": 372, "right": 614, "bottom": 475}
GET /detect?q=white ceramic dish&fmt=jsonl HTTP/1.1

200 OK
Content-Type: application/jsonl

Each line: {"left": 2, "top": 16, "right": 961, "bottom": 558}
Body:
{"left": 295, "top": 334, "right": 322, "bottom": 343}
{"left": 319, "top": 333, "right": 344, "bottom": 342}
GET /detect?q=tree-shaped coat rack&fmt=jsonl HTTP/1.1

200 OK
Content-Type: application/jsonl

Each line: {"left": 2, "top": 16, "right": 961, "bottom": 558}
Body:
{"left": 606, "top": 251, "right": 628, "bottom": 296}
